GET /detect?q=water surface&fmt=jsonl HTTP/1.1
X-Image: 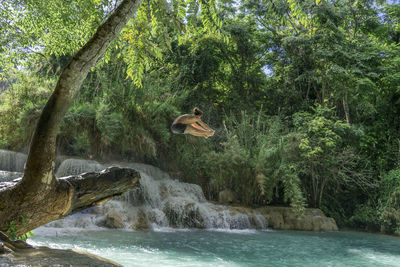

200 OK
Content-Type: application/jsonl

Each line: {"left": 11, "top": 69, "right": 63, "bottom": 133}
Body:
{"left": 30, "top": 228, "right": 400, "bottom": 267}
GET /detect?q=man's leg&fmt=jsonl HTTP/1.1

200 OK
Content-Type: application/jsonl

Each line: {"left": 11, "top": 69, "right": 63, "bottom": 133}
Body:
{"left": 184, "top": 125, "right": 213, "bottom": 138}
{"left": 191, "top": 122, "right": 207, "bottom": 130}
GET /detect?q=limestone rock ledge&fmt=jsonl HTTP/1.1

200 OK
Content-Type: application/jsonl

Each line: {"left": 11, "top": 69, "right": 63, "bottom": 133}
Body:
{"left": 0, "top": 245, "right": 121, "bottom": 266}
{"left": 257, "top": 206, "right": 338, "bottom": 231}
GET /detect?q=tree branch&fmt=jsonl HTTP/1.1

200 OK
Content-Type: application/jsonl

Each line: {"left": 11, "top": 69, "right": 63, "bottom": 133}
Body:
{"left": 0, "top": 167, "right": 140, "bottom": 235}
{"left": 21, "top": 0, "right": 143, "bottom": 192}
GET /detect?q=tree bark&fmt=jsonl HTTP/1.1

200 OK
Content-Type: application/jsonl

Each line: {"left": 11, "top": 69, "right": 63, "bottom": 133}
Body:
{"left": 0, "top": 0, "right": 143, "bottom": 236}
{"left": 343, "top": 97, "right": 351, "bottom": 124}
{"left": 0, "top": 167, "right": 140, "bottom": 236}
{"left": 321, "top": 71, "right": 327, "bottom": 104}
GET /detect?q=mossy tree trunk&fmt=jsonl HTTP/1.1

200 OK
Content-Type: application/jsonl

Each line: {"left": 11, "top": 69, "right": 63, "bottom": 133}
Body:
{"left": 0, "top": 0, "right": 143, "bottom": 236}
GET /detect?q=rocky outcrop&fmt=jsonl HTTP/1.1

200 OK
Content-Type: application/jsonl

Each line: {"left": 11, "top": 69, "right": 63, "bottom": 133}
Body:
{"left": 0, "top": 246, "right": 121, "bottom": 266}
{"left": 129, "top": 209, "right": 148, "bottom": 230}
{"left": 105, "top": 210, "right": 126, "bottom": 228}
{"left": 257, "top": 206, "right": 338, "bottom": 231}
{"left": 163, "top": 200, "right": 206, "bottom": 228}
{"left": 0, "top": 231, "right": 121, "bottom": 266}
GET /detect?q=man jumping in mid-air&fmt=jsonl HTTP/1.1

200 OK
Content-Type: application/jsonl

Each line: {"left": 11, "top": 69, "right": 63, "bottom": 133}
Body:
{"left": 171, "top": 107, "right": 215, "bottom": 138}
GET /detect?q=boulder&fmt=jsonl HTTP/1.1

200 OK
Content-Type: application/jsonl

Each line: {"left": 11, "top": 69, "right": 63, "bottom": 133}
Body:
{"left": 248, "top": 212, "right": 268, "bottom": 229}
{"left": 0, "top": 231, "right": 121, "bottom": 266}
{"left": 0, "top": 242, "right": 11, "bottom": 254}
{"left": 218, "top": 189, "right": 236, "bottom": 204}
{"left": 0, "top": 246, "right": 121, "bottom": 266}
{"left": 313, "top": 216, "right": 338, "bottom": 231}
{"left": 105, "top": 210, "right": 126, "bottom": 229}
{"left": 163, "top": 200, "right": 205, "bottom": 228}
{"left": 257, "top": 206, "right": 338, "bottom": 231}
{"left": 129, "top": 210, "right": 149, "bottom": 230}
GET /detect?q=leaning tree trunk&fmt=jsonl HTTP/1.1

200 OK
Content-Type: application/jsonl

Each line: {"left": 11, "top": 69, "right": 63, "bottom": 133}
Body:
{"left": 342, "top": 96, "right": 351, "bottom": 124}
{"left": 0, "top": 0, "right": 143, "bottom": 236}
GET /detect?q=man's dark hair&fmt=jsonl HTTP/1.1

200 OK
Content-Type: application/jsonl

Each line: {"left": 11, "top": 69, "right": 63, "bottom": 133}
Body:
{"left": 193, "top": 107, "right": 202, "bottom": 116}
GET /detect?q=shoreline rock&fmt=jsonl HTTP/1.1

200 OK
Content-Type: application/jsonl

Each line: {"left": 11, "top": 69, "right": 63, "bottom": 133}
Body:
{"left": 0, "top": 246, "right": 122, "bottom": 266}
{"left": 257, "top": 206, "right": 338, "bottom": 231}
{"left": 0, "top": 231, "right": 121, "bottom": 266}
{"left": 101, "top": 202, "right": 338, "bottom": 231}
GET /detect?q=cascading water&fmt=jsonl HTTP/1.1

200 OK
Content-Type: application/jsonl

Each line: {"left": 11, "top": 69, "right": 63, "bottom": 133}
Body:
{"left": 0, "top": 149, "right": 27, "bottom": 172}
{"left": 0, "top": 150, "right": 267, "bottom": 230}
{"left": 0, "top": 170, "right": 22, "bottom": 182}
{"left": 50, "top": 160, "right": 267, "bottom": 230}
{"left": 117, "top": 163, "right": 267, "bottom": 230}
{"left": 55, "top": 158, "right": 105, "bottom": 177}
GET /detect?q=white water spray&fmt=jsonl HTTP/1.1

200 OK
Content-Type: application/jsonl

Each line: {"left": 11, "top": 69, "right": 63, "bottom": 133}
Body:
{"left": 0, "top": 151, "right": 267, "bottom": 230}
{"left": 0, "top": 149, "right": 27, "bottom": 172}
{"left": 0, "top": 170, "right": 22, "bottom": 182}
{"left": 55, "top": 158, "right": 105, "bottom": 177}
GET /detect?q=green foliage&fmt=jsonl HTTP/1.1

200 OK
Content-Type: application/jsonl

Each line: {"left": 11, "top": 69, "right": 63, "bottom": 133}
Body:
{"left": 6, "top": 221, "right": 17, "bottom": 240}
{"left": 6, "top": 216, "right": 35, "bottom": 242}
{"left": 293, "top": 105, "right": 373, "bottom": 208}
{"left": 0, "top": 72, "right": 54, "bottom": 149}
{"left": 202, "top": 111, "right": 306, "bottom": 213}
{"left": 1, "top": 0, "right": 226, "bottom": 89}
{"left": 19, "top": 216, "right": 35, "bottom": 242}
{"left": 170, "top": 17, "right": 266, "bottom": 112}
{"left": 350, "top": 204, "right": 381, "bottom": 232}
{"left": 18, "top": 231, "right": 35, "bottom": 243}
{"left": 59, "top": 102, "right": 97, "bottom": 157}
{"left": 96, "top": 104, "right": 124, "bottom": 146}
{"left": 379, "top": 169, "right": 400, "bottom": 234}
{"left": 261, "top": 130, "right": 307, "bottom": 215}
{"left": 348, "top": 167, "right": 400, "bottom": 235}
{"left": 1, "top": 0, "right": 400, "bottom": 233}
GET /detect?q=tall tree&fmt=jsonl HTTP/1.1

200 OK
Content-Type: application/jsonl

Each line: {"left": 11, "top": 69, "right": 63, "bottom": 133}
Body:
{"left": 0, "top": 0, "right": 143, "bottom": 236}
{"left": 0, "top": 0, "right": 223, "bottom": 237}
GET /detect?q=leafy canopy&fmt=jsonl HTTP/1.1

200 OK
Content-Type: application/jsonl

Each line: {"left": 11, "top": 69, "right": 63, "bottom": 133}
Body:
{"left": 0, "top": 0, "right": 226, "bottom": 86}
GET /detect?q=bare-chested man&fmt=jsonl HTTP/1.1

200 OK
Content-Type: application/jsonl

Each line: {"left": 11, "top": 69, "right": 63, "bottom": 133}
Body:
{"left": 171, "top": 108, "right": 215, "bottom": 138}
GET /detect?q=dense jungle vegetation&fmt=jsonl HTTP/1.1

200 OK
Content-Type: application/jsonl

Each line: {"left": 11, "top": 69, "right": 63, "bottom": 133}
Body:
{"left": 0, "top": 0, "right": 399, "bottom": 234}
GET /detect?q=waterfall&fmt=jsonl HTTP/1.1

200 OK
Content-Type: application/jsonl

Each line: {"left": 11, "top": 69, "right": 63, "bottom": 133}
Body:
{"left": 0, "top": 149, "right": 27, "bottom": 172}
{"left": 55, "top": 158, "right": 105, "bottom": 177}
{"left": 0, "top": 170, "right": 22, "bottom": 182}
{"left": 0, "top": 151, "right": 267, "bottom": 230}
{"left": 48, "top": 161, "right": 268, "bottom": 230}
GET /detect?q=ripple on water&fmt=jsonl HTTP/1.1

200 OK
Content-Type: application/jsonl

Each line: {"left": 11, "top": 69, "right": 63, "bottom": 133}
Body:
{"left": 29, "top": 229, "right": 400, "bottom": 267}
{"left": 348, "top": 248, "right": 400, "bottom": 267}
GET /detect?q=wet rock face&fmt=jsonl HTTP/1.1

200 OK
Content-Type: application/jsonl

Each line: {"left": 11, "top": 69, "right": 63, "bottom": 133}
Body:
{"left": 56, "top": 158, "right": 105, "bottom": 177}
{"left": 0, "top": 242, "right": 11, "bottom": 254}
{"left": 0, "top": 246, "right": 121, "bottom": 266}
{"left": 105, "top": 210, "right": 126, "bottom": 229}
{"left": 163, "top": 200, "right": 206, "bottom": 228}
{"left": 24, "top": 158, "right": 336, "bottom": 232}
{"left": 129, "top": 210, "right": 148, "bottom": 230}
{"left": 0, "top": 230, "right": 121, "bottom": 266}
{"left": 258, "top": 207, "right": 338, "bottom": 231}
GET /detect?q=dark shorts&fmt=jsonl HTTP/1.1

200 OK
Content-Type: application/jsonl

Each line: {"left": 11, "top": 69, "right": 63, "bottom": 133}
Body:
{"left": 171, "top": 123, "right": 187, "bottom": 134}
